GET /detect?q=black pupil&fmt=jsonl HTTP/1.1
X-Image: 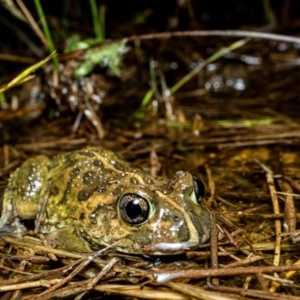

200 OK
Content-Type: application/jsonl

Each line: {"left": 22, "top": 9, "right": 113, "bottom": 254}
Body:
{"left": 193, "top": 177, "right": 205, "bottom": 203}
{"left": 125, "top": 199, "right": 143, "bottom": 220}
{"left": 119, "top": 193, "right": 150, "bottom": 225}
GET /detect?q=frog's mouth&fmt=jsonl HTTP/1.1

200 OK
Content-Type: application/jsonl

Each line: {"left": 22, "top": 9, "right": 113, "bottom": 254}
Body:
{"left": 143, "top": 209, "right": 211, "bottom": 255}
{"left": 148, "top": 241, "right": 199, "bottom": 254}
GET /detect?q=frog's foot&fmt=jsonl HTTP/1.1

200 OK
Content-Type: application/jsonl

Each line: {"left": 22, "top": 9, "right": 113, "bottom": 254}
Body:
{"left": 0, "top": 203, "right": 26, "bottom": 237}
{"left": 46, "top": 227, "right": 92, "bottom": 252}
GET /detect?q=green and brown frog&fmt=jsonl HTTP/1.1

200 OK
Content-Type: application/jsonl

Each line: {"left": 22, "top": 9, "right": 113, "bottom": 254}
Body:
{"left": 0, "top": 148, "right": 210, "bottom": 255}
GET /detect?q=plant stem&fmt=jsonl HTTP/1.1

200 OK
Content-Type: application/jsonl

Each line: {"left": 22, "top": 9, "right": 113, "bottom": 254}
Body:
{"left": 34, "top": 0, "right": 60, "bottom": 72}
{"left": 89, "top": 0, "right": 104, "bottom": 41}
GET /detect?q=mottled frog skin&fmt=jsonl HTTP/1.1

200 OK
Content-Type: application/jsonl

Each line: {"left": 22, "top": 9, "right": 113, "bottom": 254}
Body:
{"left": 0, "top": 148, "right": 210, "bottom": 255}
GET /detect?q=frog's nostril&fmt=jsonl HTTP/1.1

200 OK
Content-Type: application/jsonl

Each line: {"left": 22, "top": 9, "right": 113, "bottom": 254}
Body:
{"left": 173, "top": 215, "right": 180, "bottom": 222}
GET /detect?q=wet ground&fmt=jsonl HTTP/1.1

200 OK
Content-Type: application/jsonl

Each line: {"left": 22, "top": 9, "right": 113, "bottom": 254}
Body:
{"left": 1, "top": 1, "right": 300, "bottom": 299}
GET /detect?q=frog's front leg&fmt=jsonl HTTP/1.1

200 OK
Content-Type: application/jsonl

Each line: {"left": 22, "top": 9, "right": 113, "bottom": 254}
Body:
{"left": 0, "top": 195, "right": 26, "bottom": 235}
{"left": 0, "top": 156, "right": 51, "bottom": 236}
{"left": 46, "top": 227, "right": 92, "bottom": 252}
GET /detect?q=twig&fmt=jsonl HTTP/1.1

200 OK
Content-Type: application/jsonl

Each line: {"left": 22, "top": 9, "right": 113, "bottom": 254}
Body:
{"left": 0, "top": 279, "right": 61, "bottom": 292}
{"left": 284, "top": 176, "right": 300, "bottom": 193}
{"left": 218, "top": 246, "right": 240, "bottom": 263}
{"left": 166, "top": 281, "right": 236, "bottom": 300}
{"left": 32, "top": 257, "right": 87, "bottom": 300}
{"left": 269, "top": 258, "right": 300, "bottom": 293}
{"left": 32, "top": 241, "right": 120, "bottom": 300}
{"left": 16, "top": 138, "right": 87, "bottom": 150}
{"left": 266, "top": 172, "right": 282, "bottom": 267}
{"left": 152, "top": 265, "right": 300, "bottom": 282}
{"left": 76, "top": 257, "right": 119, "bottom": 299}
{"left": 255, "top": 272, "right": 268, "bottom": 291}
{"left": 128, "top": 30, "right": 300, "bottom": 44}
{"left": 222, "top": 227, "right": 238, "bottom": 247}
{"left": 223, "top": 255, "right": 264, "bottom": 268}
{"left": 16, "top": 0, "right": 48, "bottom": 47}
{"left": 34, "top": 182, "right": 52, "bottom": 234}
{"left": 209, "top": 211, "right": 219, "bottom": 286}
{"left": 205, "top": 164, "right": 215, "bottom": 208}
{"left": 209, "top": 285, "right": 300, "bottom": 300}
{"left": 281, "top": 181, "right": 296, "bottom": 232}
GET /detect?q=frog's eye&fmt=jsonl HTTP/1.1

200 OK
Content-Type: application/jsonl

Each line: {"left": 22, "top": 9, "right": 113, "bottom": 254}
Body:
{"left": 119, "top": 193, "right": 150, "bottom": 225}
{"left": 192, "top": 176, "right": 205, "bottom": 203}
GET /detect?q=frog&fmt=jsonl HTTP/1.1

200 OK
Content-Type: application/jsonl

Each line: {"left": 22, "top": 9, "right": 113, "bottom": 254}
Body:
{"left": 0, "top": 148, "right": 210, "bottom": 255}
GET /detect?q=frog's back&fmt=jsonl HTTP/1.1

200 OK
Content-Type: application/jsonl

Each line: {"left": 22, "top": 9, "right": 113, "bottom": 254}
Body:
{"left": 40, "top": 148, "right": 133, "bottom": 232}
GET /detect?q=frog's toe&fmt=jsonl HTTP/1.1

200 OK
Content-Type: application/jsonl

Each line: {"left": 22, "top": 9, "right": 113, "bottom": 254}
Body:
{"left": 0, "top": 200, "right": 27, "bottom": 236}
{"left": 0, "top": 218, "right": 26, "bottom": 237}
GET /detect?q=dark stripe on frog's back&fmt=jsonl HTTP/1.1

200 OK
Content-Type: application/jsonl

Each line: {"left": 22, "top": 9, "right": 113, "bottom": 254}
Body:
{"left": 49, "top": 151, "right": 112, "bottom": 205}
{"left": 88, "top": 148, "right": 132, "bottom": 172}
{"left": 47, "top": 149, "right": 130, "bottom": 211}
{"left": 49, "top": 152, "right": 80, "bottom": 205}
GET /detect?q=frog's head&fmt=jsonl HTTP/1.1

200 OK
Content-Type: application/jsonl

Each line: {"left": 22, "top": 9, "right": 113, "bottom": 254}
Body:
{"left": 88, "top": 170, "right": 210, "bottom": 255}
